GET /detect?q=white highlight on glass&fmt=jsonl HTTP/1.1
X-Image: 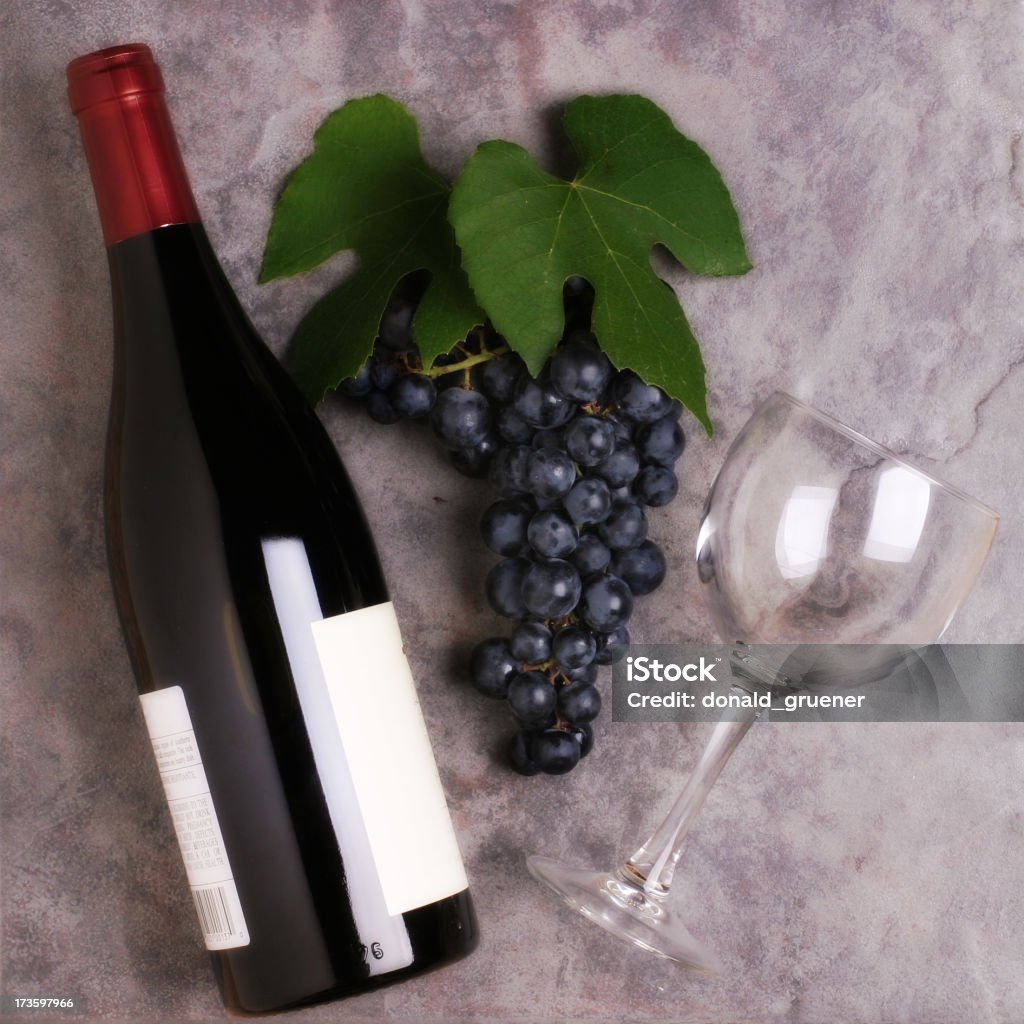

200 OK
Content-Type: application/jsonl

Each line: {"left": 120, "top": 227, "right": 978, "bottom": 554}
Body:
{"left": 774, "top": 485, "right": 839, "bottom": 580}
{"left": 695, "top": 516, "right": 715, "bottom": 561}
{"left": 862, "top": 465, "right": 931, "bottom": 563}
{"left": 261, "top": 537, "right": 414, "bottom": 976}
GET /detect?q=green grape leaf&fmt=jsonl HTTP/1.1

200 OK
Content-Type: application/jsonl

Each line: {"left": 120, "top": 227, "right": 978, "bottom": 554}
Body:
{"left": 260, "top": 95, "right": 484, "bottom": 404}
{"left": 448, "top": 94, "right": 751, "bottom": 433}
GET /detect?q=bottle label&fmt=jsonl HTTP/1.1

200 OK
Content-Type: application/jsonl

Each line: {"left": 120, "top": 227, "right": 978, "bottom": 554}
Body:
{"left": 309, "top": 602, "right": 470, "bottom": 917}
{"left": 263, "top": 537, "right": 460, "bottom": 975}
{"left": 139, "top": 686, "right": 250, "bottom": 951}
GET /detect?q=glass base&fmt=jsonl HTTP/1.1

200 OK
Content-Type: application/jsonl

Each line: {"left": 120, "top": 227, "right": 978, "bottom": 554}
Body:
{"left": 525, "top": 855, "right": 723, "bottom": 974}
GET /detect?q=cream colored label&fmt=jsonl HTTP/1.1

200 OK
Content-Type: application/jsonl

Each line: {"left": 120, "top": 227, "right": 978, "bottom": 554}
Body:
{"left": 262, "top": 539, "right": 412, "bottom": 974}
{"left": 310, "top": 603, "right": 469, "bottom": 917}
{"left": 139, "top": 686, "right": 250, "bottom": 950}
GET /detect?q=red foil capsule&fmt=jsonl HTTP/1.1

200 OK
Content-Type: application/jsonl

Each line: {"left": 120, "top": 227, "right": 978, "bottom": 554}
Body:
{"left": 67, "top": 44, "right": 200, "bottom": 247}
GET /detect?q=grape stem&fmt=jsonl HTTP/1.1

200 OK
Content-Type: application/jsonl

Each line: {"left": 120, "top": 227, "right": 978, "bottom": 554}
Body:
{"left": 427, "top": 344, "right": 511, "bottom": 379}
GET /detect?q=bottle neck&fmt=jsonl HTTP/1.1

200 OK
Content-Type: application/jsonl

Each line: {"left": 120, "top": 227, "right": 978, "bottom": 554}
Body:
{"left": 68, "top": 44, "right": 200, "bottom": 247}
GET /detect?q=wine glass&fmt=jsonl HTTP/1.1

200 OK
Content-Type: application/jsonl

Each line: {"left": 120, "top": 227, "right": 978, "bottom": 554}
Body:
{"left": 526, "top": 392, "right": 999, "bottom": 972}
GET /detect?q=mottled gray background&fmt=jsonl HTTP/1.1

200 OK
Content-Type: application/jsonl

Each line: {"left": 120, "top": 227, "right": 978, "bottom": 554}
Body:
{"left": 2, "top": 1, "right": 1023, "bottom": 1022}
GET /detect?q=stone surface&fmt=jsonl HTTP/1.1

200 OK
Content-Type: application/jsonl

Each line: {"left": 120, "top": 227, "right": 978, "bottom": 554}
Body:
{"left": 2, "top": 2, "right": 1023, "bottom": 1022}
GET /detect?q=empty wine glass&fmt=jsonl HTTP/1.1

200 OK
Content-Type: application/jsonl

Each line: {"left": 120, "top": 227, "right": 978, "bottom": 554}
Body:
{"left": 527, "top": 392, "right": 999, "bottom": 971}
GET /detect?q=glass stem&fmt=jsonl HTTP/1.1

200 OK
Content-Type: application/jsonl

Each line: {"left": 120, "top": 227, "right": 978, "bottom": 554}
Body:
{"left": 622, "top": 686, "right": 760, "bottom": 898}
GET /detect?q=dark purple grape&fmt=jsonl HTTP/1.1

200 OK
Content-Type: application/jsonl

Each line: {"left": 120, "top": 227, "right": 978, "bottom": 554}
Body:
{"left": 513, "top": 374, "right": 574, "bottom": 429}
{"left": 612, "top": 369, "right": 672, "bottom": 423}
{"left": 497, "top": 405, "right": 535, "bottom": 444}
{"left": 389, "top": 373, "right": 436, "bottom": 418}
{"left": 508, "top": 671, "right": 557, "bottom": 726}
{"left": 509, "top": 621, "right": 552, "bottom": 664}
{"left": 527, "top": 509, "right": 578, "bottom": 558}
{"left": 431, "top": 387, "right": 492, "bottom": 449}
{"left": 522, "top": 559, "right": 582, "bottom": 619}
{"left": 491, "top": 444, "right": 532, "bottom": 495}
{"left": 480, "top": 351, "right": 526, "bottom": 403}
{"left": 569, "top": 533, "right": 611, "bottom": 575}
{"left": 470, "top": 637, "right": 519, "bottom": 699}
{"left": 526, "top": 448, "right": 576, "bottom": 503}
{"left": 565, "top": 416, "right": 615, "bottom": 467}
{"left": 365, "top": 389, "right": 400, "bottom": 424}
{"left": 597, "top": 501, "right": 648, "bottom": 550}
{"left": 481, "top": 497, "right": 533, "bottom": 556}
{"left": 580, "top": 574, "right": 634, "bottom": 632}
{"left": 533, "top": 729, "right": 581, "bottom": 774}
{"left": 550, "top": 337, "right": 612, "bottom": 403}
{"left": 485, "top": 557, "right": 530, "bottom": 619}
{"left": 449, "top": 433, "right": 500, "bottom": 477}
{"left": 508, "top": 730, "right": 541, "bottom": 775}
{"left": 595, "top": 624, "right": 630, "bottom": 664}
{"left": 610, "top": 539, "right": 667, "bottom": 596}
{"left": 552, "top": 626, "right": 597, "bottom": 671}
{"left": 370, "top": 355, "right": 400, "bottom": 391}
{"left": 593, "top": 444, "right": 640, "bottom": 487}
{"left": 636, "top": 415, "right": 686, "bottom": 467}
{"left": 563, "top": 662, "right": 598, "bottom": 684}
{"left": 557, "top": 681, "right": 602, "bottom": 724}
{"left": 635, "top": 465, "right": 678, "bottom": 506}
{"left": 563, "top": 477, "right": 612, "bottom": 526}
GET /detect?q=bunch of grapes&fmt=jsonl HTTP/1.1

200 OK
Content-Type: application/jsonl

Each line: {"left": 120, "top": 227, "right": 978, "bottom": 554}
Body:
{"left": 339, "top": 283, "right": 685, "bottom": 776}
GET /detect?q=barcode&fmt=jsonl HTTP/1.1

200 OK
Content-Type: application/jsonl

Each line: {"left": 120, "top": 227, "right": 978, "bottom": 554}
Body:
{"left": 193, "top": 885, "right": 235, "bottom": 940}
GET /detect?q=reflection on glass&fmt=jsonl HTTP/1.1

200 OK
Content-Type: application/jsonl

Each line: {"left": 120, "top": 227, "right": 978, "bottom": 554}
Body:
{"left": 774, "top": 485, "right": 838, "bottom": 580}
{"left": 863, "top": 465, "right": 931, "bottom": 563}
{"left": 694, "top": 516, "right": 714, "bottom": 563}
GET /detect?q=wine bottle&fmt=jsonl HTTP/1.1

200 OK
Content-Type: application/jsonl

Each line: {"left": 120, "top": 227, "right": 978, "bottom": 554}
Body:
{"left": 67, "top": 43, "right": 478, "bottom": 1013}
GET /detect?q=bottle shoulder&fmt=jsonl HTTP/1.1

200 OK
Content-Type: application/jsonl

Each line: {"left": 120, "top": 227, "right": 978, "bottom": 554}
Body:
{"left": 109, "top": 225, "right": 333, "bottom": 472}
{"left": 106, "top": 223, "right": 388, "bottom": 600}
